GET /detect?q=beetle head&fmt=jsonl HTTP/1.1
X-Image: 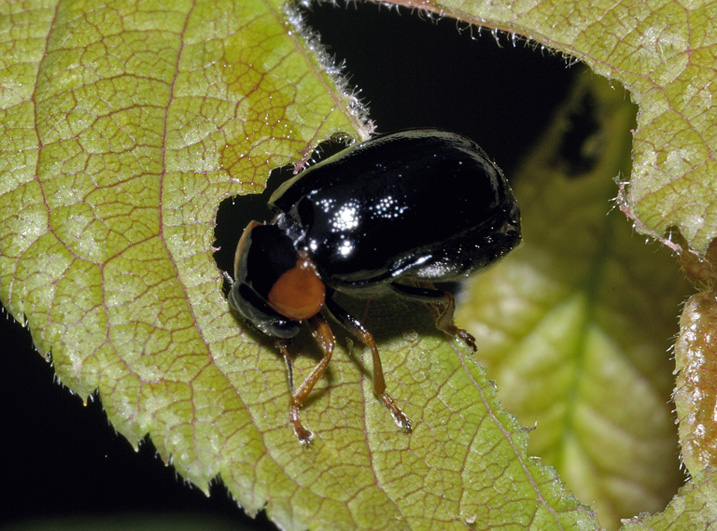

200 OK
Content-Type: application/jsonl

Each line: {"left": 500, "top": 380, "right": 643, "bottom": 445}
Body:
{"left": 228, "top": 222, "right": 325, "bottom": 339}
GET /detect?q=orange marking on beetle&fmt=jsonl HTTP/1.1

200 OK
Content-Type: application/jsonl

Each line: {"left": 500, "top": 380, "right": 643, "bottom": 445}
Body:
{"left": 268, "top": 252, "right": 325, "bottom": 321}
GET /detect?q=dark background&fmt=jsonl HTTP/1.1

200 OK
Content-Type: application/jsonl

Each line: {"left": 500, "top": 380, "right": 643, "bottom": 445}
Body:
{"left": 1, "top": 2, "right": 577, "bottom": 529}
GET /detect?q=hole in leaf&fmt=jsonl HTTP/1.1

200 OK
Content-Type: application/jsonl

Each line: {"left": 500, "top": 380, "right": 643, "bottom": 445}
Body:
{"left": 301, "top": 0, "right": 579, "bottom": 174}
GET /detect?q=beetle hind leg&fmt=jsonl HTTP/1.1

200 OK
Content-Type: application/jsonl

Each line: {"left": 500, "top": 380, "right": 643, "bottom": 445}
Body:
{"left": 276, "top": 313, "right": 336, "bottom": 445}
{"left": 389, "top": 282, "right": 476, "bottom": 352}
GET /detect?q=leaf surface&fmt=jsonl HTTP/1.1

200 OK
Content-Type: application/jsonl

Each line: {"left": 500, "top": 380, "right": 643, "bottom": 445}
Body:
{"left": 622, "top": 468, "right": 717, "bottom": 530}
{"left": 425, "top": 0, "right": 716, "bottom": 255}
{"left": 0, "top": 0, "right": 714, "bottom": 530}
{"left": 457, "top": 72, "right": 691, "bottom": 528}
{"left": 0, "top": 1, "right": 593, "bottom": 529}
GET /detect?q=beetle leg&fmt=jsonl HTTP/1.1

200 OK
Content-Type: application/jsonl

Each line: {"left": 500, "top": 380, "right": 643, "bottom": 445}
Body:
{"left": 324, "top": 296, "right": 412, "bottom": 433}
{"left": 389, "top": 282, "right": 477, "bottom": 352}
{"left": 222, "top": 270, "right": 234, "bottom": 285}
{"left": 276, "top": 339, "right": 295, "bottom": 393}
{"left": 277, "top": 314, "right": 335, "bottom": 444}
{"left": 275, "top": 340, "right": 311, "bottom": 444}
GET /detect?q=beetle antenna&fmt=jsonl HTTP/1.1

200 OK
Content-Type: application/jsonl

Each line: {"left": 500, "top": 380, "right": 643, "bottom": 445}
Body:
{"left": 277, "top": 339, "right": 295, "bottom": 393}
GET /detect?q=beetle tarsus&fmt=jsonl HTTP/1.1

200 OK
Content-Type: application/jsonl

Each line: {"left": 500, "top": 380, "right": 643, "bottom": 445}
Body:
{"left": 278, "top": 317, "right": 336, "bottom": 444}
{"left": 455, "top": 328, "right": 477, "bottom": 352}
{"left": 380, "top": 392, "right": 412, "bottom": 433}
{"left": 290, "top": 404, "right": 314, "bottom": 445}
{"left": 390, "top": 282, "right": 477, "bottom": 352}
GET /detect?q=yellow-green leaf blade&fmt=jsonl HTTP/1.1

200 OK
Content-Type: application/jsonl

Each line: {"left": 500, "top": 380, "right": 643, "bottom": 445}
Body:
{"left": 457, "top": 72, "right": 691, "bottom": 527}
{"left": 622, "top": 468, "right": 717, "bottom": 530}
{"left": 434, "top": 0, "right": 715, "bottom": 254}
{"left": 0, "top": 0, "right": 360, "bottom": 517}
{"left": 0, "top": 1, "right": 596, "bottom": 529}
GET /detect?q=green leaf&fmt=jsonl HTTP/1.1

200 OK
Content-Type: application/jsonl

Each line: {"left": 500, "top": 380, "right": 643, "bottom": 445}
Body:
{"left": 457, "top": 71, "right": 691, "bottom": 528}
{"left": 622, "top": 468, "right": 717, "bottom": 530}
{"left": 435, "top": 0, "right": 716, "bottom": 256}
{"left": 0, "top": 1, "right": 592, "bottom": 529}
{"left": 0, "top": 0, "right": 713, "bottom": 530}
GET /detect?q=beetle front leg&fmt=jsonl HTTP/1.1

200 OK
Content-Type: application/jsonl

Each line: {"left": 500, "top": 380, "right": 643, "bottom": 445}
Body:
{"left": 275, "top": 340, "right": 312, "bottom": 444}
{"left": 324, "top": 296, "right": 412, "bottom": 433}
{"left": 276, "top": 313, "right": 336, "bottom": 445}
{"left": 389, "top": 282, "right": 476, "bottom": 352}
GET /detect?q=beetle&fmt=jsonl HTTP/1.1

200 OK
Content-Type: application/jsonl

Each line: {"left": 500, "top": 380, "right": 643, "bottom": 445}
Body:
{"left": 227, "top": 129, "right": 521, "bottom": 444}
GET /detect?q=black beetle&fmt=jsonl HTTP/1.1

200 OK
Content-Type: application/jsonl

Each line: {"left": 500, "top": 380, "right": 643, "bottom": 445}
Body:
{"left": 227, "top": 129, "right": 521, "bottom": 444}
